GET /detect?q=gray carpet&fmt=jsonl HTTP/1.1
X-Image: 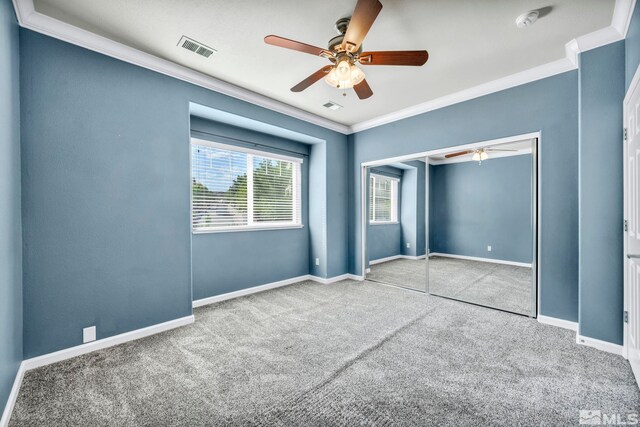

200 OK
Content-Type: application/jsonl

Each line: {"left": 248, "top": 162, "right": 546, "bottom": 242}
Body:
{"left": 429, "top": 256, "right": 533, "bottom": 316}
{"left": 10, "top": 279, "right": 639, "bottom": 426}
{"left": 367, "top": 258, "right": 427, "bottom": 292}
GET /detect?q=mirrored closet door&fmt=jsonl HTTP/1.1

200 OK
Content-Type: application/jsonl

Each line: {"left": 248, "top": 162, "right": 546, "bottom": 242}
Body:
{"left": 363, "top": 157, "right": 427, "bottom": 292}
{"left": 426, "top": 138, "right": 537, "bottom": 316}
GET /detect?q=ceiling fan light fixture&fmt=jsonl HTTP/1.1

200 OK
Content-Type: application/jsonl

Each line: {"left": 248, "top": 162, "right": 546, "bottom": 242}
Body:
{"left": 265, "top": 0, "right": 429, "bottom": 99}
{"left": 480, "top": 151, "right": 489, "bottom": 161}
{"left": 325, "top": 63, "right": 365, "bottom": 89}
{"left": 335, "top": 59, "right": 352, "bottom": 80}
{"left": 472, "top": 152, "right": 481, "bottom": 162}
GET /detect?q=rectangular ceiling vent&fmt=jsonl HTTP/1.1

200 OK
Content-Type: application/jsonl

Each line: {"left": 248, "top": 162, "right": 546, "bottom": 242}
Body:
{"left": 178, "top": 36, "right": 217, "bottom": 58}
{"left": 323, "top": 101, "right": 343, "bottom": 110}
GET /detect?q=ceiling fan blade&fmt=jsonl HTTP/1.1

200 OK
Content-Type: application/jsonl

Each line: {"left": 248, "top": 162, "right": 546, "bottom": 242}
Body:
{"left": 354, "top": 79, "right": 373, "bottom": 99}
{"left": 265, "top": 35, "right": 333, "bottom": 58}
{"left": 342, "top": 0, "right": 383, "bottom": 53}
{"left": 359, "top": 50, "right": 429, "bottom": 66}
{"left": 444, "top": 150, "right": 473, "bottom": 158}
{"left": 291, "top": 65, "right": 333, "bottom": 92}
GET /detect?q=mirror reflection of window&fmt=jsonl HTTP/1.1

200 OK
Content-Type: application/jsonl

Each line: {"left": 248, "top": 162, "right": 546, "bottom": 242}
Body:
{"left": 369, "top": 174, "right": 398, "bottom": 224}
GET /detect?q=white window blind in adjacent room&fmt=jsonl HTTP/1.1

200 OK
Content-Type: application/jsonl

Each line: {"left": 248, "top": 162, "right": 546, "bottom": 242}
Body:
{"left": 369, "top": 174, "right": 398, "bottom": 223}
{"left": 191, "top": 138, "right": 302, "bottom": 232}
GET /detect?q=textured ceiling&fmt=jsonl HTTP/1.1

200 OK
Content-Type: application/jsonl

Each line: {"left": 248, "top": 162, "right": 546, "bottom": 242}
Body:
{"left": 34, "top": 0, "right": 614, "bottom": 126}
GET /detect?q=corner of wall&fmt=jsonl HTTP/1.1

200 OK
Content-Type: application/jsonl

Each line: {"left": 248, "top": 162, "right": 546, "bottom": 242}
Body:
{"left": 0, "top": 0, "right": 23, "bottom": 421}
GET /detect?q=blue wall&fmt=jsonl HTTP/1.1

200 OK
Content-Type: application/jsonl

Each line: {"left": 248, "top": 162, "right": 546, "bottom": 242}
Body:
{"left": 400, "top": 167, "right": 418, "bottom": 257}
{"left": 19, "top": 29, "right": 348, "bottom": 358}
{"left": 429, "top": 155, "right": 533, "bottom": 264}
{"left": 578, "top": 41, "right": 625, "bottom": 344}
{"left": 0, "top": 0, "right": 22, "bottom": 414}
{"left": 190, "top": 118, "right": 310, "bottom": 299}
{"left": 367, "top": 166, "right": 402, "bottom": 261}
{"left": 400, "top": 161, "right": 426, "bottom": 257}
{"left": 626, "top": 3, "right": 640, "bottom": 91}
{"left": 325, "top": 134, "right": 349, "bottom": 278}
{"left": 368, "top": 224, "right": 401, "bottom": 261}
{"left": 309, "top": 142, "right": 327, "bottom": 277}
{"left": 350, "top": 71, "right": 579, "bottom": 322}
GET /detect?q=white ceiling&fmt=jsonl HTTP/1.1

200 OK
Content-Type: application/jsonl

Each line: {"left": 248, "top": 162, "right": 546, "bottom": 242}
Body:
{"left": 33, "top": 0, "right": 615, "bottom": 126}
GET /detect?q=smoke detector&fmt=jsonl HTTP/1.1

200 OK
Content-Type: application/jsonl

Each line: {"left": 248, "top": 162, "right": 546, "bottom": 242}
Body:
{"left": 516, "top": 10, "right": 539, "bottom": 28}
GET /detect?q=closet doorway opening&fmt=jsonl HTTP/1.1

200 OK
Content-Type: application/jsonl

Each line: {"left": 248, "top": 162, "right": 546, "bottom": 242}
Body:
{"left": 360, "top": 133, "right": 539, "bottom": 317}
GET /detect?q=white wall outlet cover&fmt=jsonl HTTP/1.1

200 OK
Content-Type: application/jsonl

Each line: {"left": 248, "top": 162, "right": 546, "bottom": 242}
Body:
{"left": 315, "top": 258, "right": 320, "bottom": 266}
{"left": 487, "top": 246, "right": 492, "bottom": 251}
{"left": 406, "top": 243, "right": 411, "bottom": 248}
{"left": 83, "top": 326, "right": 96, "bottom": 343}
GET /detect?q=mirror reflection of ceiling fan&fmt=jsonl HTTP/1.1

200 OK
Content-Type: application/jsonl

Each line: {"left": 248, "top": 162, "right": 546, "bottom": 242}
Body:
{"left": 444, "top": 148, "right": 518, "bottom": 164}
{"left": 264, "top": 0, "right": 429, "bottom": 99}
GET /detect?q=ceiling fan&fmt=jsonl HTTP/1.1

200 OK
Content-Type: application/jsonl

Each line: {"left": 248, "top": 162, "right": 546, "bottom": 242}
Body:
{"left": 264, "top": 0, "right": 429, "bottom": 99}
{"left": 445, "top": 148, "right": 518, "bottom": 164}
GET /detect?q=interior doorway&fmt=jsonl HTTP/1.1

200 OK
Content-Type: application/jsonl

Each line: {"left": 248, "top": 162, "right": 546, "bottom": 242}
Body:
{"left": 623, "top": 69, "right": 640, "bottom": 383}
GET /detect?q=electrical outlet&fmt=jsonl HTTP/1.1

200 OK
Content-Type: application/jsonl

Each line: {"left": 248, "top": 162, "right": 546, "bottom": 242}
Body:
{"left": 83, "top": 326, "right": 96, "bottom": 343}
{"left": 406, "top": 243, "right": 411, "bottom": 248}
{"left": 487, "top": 245, "right": 492, "bottom": 252}
{"left": 315, "top": 258, "right": 320, "bottom": 266}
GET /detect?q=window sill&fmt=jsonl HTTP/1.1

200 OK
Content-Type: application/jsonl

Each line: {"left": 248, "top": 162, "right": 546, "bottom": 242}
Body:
{"left": 370, "top": 222, "right": 399, "bottom": 226}
{"left": 193, "top": 224, "right": 304, "bottom": 234}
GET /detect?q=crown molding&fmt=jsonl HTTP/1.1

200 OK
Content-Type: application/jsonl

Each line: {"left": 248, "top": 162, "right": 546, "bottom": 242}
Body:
{"left": 11, "top": 0, "right": 351, "bottom": 135}
{"left": 613, "top": 0, "right": 637, "bottom": 37}
{"left": 350, "top": 57, "right": 577, "bottom": 133}
{"left": 12, "top": 0, "right": 636, "bottom": 136}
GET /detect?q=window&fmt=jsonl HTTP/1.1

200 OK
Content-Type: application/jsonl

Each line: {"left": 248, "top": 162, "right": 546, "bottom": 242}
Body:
{"left": 191, "top": 138, "right": 302, "bottom": 232}
{"left": 369, "top": 174, "right": 399, "bottom": 224}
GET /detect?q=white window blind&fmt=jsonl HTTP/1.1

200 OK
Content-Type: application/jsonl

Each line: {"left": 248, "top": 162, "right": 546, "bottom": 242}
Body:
{"left": 191, "top": 139, "right": 302, "bottom": 232}
{"left": 369, "top": 174, "right": 398, "bottom": 223}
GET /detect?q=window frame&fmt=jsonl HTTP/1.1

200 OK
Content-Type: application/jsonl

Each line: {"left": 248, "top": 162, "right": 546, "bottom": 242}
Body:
{"left": 369, "top": 173, "right": 399, "bottom": 225}
{"left": 191, "top": 138, "right": 304, "bottom": 234}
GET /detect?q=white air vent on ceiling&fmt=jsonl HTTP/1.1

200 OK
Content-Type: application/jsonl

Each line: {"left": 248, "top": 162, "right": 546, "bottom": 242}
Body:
{"left": 178, "top": 36, "right": 217, "bottom": 58}
{"left": 323, "top": 101, "right": 343, "bottom": 110}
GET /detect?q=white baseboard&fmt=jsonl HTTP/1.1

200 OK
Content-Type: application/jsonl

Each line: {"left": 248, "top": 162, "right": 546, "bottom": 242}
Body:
{"left": 22, "top": 315, "right": 195, "bottom": 371}
{"left": 370, "top": 255, "right": 402, "bottom": 265}
{"left": 309, "top": 273, "right": 364, "bottom": 284}
{"left": 370, "top": 254, "right": 426, "bottom": 265}
{"left": 0, "top": 363, "right": 25, "bottom": 427}
{"left": 193, "top": 273, "right": 364, "bottom": 308}
{"left": 193, "top": 275, "right": 311, "bottom": 307}
{"left": 429, "top": 252, "right": 532, "bottom": 268}
{"left": 576, "top": 334, "right": 624, "bottom": 356}
{"left": 537, "top": 315, "right": 578, "bottom": 331}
